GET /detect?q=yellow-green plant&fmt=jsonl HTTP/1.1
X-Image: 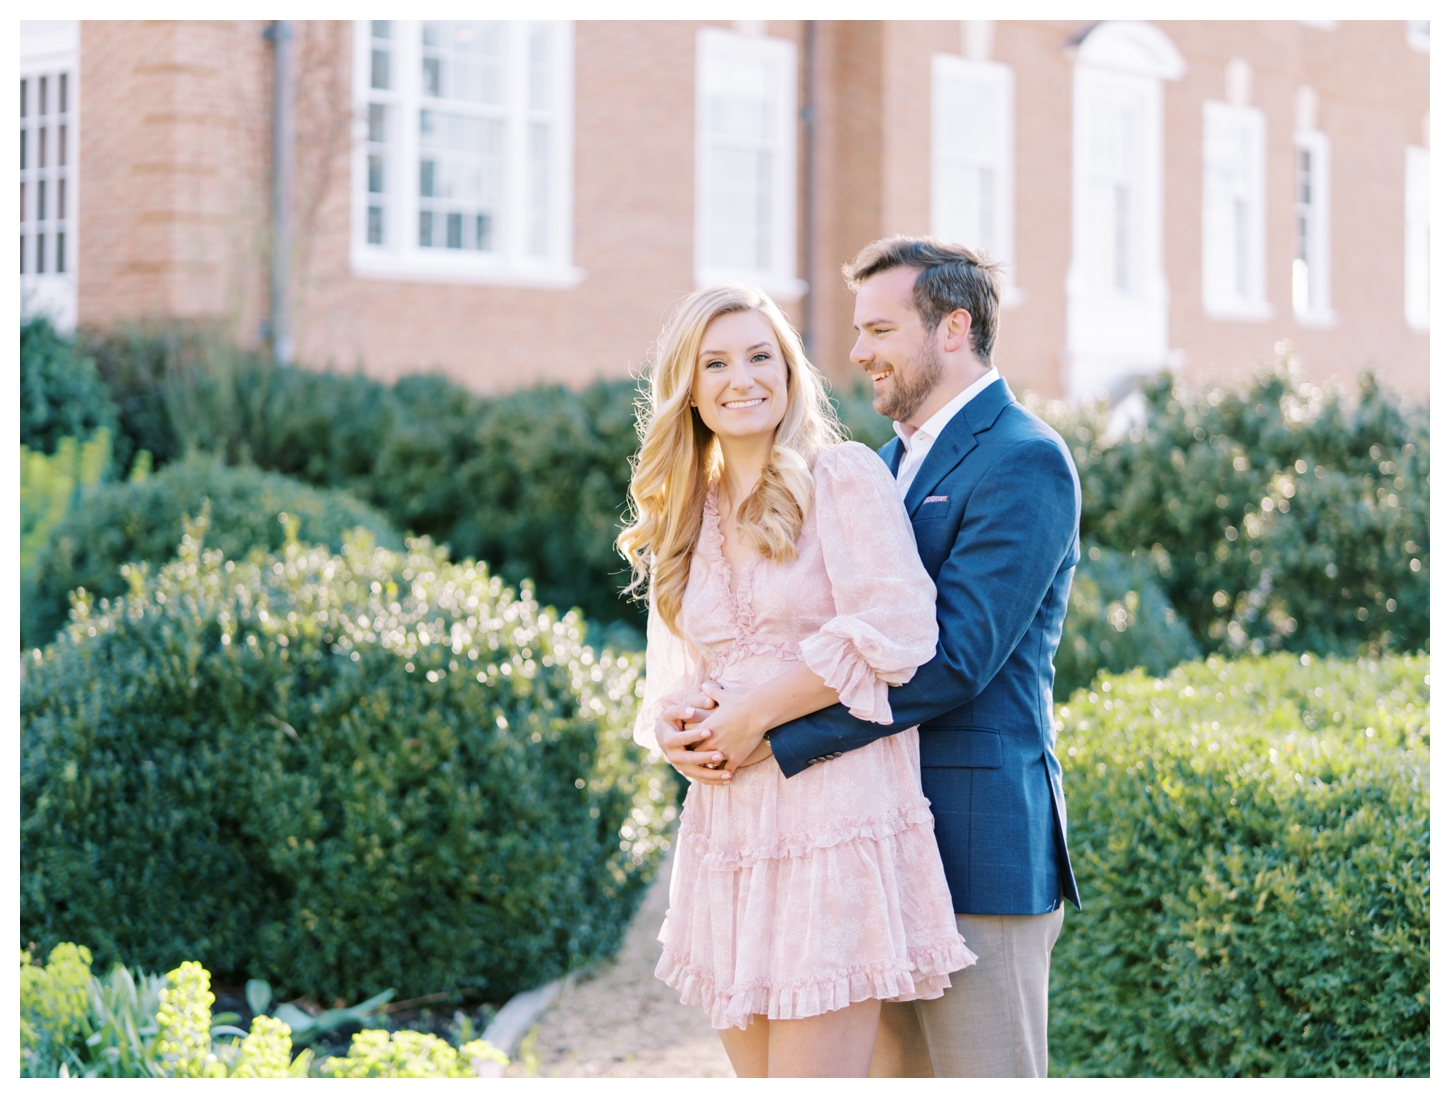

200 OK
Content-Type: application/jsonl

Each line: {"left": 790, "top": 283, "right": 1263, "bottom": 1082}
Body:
{"left": 20, "top": 943, "right": 93, "bottom": 1076}
{"left": 20, "top": 429, "right": 112, "bottom": 582}
{"left": 320, "top": 1029, "right": 507, "bottom": 1078}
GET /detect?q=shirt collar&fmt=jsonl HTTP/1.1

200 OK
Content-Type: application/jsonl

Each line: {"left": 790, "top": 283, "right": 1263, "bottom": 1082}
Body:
{"left": 893, "top": 367, "right": 1001, "bottom": 451}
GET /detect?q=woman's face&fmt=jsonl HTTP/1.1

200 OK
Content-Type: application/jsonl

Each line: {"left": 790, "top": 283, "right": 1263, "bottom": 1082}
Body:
{"left": 691, "top": 309, "right": 790, "bottom": 446}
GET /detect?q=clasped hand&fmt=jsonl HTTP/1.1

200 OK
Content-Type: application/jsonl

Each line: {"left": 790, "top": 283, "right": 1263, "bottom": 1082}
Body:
{"left": 653, "top": 682, "right": 775, "bottom": 785}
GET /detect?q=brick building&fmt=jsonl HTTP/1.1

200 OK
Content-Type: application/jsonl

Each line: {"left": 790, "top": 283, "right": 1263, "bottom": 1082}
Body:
{"left": 20, "top": 19, "right": 1431, "bottom": 402}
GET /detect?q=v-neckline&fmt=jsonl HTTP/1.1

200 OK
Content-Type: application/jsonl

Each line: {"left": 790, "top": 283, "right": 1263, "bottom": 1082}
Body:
{"left": 703, "top": 484, "right": 758, "bottom": 628}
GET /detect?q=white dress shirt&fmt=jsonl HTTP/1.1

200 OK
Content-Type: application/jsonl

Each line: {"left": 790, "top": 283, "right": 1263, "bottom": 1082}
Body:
{"left": 893, "top": 367, "right": 1001, "bottom": 499}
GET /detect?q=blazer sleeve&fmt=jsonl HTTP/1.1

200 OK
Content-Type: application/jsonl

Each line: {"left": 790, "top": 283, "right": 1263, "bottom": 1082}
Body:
{"left": 795, "top": 443, "right": 939, "bottom": 724}
{"left": 769, "top": 434, "right": 1081, "bottom": 778}
{"left": 631, "top": 586, "right": 702, "bottom": 754}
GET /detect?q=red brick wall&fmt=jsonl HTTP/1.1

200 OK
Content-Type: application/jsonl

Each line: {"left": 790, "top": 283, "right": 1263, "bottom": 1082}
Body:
{"left": 75, "top": 19, "right": 1429, "bottom": 401}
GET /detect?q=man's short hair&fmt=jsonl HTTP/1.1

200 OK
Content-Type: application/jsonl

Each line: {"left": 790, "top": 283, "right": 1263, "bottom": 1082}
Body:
{"left": 843, "top": 235, "right": 1004, "bottom": 364}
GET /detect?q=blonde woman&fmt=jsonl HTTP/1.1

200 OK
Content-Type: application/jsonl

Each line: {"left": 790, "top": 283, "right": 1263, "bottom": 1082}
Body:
{"left": 619, "top": 285, "right": 973, "bottom": 1077}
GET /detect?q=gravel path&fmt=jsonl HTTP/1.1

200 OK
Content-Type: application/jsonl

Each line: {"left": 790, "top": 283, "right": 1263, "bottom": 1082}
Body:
{"left": 505, "top": 846, "right": 735, "bottom": 1078}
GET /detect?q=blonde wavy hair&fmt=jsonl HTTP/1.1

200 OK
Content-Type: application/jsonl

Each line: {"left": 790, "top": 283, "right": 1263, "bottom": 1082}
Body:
{"left": 618, "top": 284, "right": 843, "bottom": 634}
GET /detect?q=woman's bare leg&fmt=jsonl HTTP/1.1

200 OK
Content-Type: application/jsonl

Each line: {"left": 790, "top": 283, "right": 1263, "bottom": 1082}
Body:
{"left": 766, "top": 999, "right": 882, "bottom": 1078}
{"left": 718, "top": 1015, "right": 770, "bottom": 1078}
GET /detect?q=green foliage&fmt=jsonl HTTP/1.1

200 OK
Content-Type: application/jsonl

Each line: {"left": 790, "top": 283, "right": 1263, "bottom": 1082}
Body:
{"left": 21, "top": 515, "right": 676, "bottom": 1005}
{"left": 1053, "top": 545, "right": 1201, "bottom": 699}
{"left": 1038, "top": 355, "right": 1428, "bottom": 660}
{"left": 271, "top": 989, "right": 394, "bottom": 1047}
{"left": 21, "top": 316, "right": 119, "bottom": 456}
{"left": 1050, "top": 653, "right": 1429, "bottom": 1077}
{"left": 320, "top": 1030, "right": 508, "bottom": 1078}
{"left": 829, "top": 377, "right": 896, "bottom": 450}
{"left": 24, "top": 454, "right": 400, "bottom": 649}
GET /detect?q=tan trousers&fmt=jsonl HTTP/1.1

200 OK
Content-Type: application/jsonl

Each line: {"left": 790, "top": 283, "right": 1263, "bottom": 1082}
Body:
{"left": 869, "top": 905, "right": 1065, "bottom": 1078}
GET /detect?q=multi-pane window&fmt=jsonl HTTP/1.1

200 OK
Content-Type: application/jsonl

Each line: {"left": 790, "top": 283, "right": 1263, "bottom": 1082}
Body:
{"left": 19, "top": 69, "right": 73, "bottom": 279}
{"left": 931, "top": 54, "right": 1014, "bottom": 277}
{"left": 1202, "top": 100, "right": 1268, "bottom": 318}
{"left": 1085, "top": 91, "right": 1139, "bottom": 296}
{"left": 1291, "top": 129, "right": 1332, "bottom": 321}
{"left": 1405, "top": 144, "right": 1430, "bottom": 331}
{"left": 1065, "top": 21, "right": 1183, "bottom": 404}
{"left": 695, "top": 27, "right": 800, "bottom": 298}
{"left": 353, "top": 19, "right": 576, "bottom": 284}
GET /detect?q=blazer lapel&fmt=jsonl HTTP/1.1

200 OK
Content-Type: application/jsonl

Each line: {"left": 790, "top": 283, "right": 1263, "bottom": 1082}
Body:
{"left": 878, "top": 435, "right": 905, "bottom": 476}
{"left": 903, "top": 378, "right": 1014, "bottom": 515}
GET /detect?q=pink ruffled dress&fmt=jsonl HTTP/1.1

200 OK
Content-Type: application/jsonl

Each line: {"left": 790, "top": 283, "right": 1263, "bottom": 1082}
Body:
{"left": 635, "top": 441, "right": 976, "bottom": 1031}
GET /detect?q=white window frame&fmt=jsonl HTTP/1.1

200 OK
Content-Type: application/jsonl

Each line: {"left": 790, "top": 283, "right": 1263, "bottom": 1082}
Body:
{"left": 1291, "top": 127, "right": 1335, "bottom": 327}
{"left": 930, "top": 53, "right": 1021, "bottom": 306}
{"left": 20, "top": 20, "right": 79, "bottom": 332}
{"left": 1201, "top": 100, "right": 1270, "bottom": 321}
{"left": 1405, "top": 144, "right": 1430, "bottom": 331}
{"left": 1064, "top": 21, "right": 1184, "bottom": 404}
{"left": 349, "top": 19, "right": 581, "bottom": 288}
{"left": 694, "top": 26, "right": 804, "bottom": 301}
{"left": 1406, "top": 21, "right": 1430, "bottom": 54}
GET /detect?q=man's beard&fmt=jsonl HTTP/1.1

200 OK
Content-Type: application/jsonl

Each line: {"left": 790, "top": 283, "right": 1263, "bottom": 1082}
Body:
{"left": 874, "top": 339, "right": 944, "bottom": 423}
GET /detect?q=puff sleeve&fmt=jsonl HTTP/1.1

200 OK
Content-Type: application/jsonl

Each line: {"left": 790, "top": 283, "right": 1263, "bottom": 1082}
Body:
{"left": 795, "top": 442, "right": 939, "bottom": 724}
{"left": 631, "top": 586, "right": 702, "bottom": 752}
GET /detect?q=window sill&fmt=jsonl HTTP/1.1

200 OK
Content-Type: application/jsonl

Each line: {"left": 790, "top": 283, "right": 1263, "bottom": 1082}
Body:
{"left": 350, "top": 247, "right": 586, "bottom": 289}
{"left": 695, "top": 268, "right": 808, "bottom": 302}
{"left": 1406, "top": 317, "right": 1430, "bottom": 333}
{"left": 1203, "top": 299, "right": 1275, "bottom": 323}
{"left": 1293, "top": 308, "right": 1338, "bottom": 330}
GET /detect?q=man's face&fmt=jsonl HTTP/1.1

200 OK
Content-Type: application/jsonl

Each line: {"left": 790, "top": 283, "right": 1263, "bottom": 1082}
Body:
{"left": 850, "top": 266, "right": 943, "bottom": 425}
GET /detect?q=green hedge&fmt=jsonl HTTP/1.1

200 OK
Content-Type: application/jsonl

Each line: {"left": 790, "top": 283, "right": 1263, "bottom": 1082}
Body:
{"left": 22, "top": 317, "right": 120, "bottom": 458}
{"left": 1043, "top": 359, "right": 1428, "bottom": 659}
{"left": 1051, "top": 653, "right": 1429, "bottom": 1076}
{"left": 1052, "top": 546, "right": 1201, "bottom": 699}
{"left": 23, "top": 455, "right": 401, "bottom": 650}
{"left": 21, "top": 518, "right": 674, "bottom": 1004}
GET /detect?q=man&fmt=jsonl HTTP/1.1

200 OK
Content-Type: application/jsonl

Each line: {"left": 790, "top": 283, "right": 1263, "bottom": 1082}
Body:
{"left": 656, "top": 235, "right": 1082, "bottom": 1077}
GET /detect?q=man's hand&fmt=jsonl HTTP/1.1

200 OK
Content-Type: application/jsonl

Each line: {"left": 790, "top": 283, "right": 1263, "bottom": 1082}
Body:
{"left": 654, "top": 694, "right": 729, "bottom": 784}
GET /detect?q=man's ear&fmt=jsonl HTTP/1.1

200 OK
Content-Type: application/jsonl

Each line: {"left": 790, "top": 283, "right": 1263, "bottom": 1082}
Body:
{"left": 942, "top": 308, "right": 973, "bottom": 354}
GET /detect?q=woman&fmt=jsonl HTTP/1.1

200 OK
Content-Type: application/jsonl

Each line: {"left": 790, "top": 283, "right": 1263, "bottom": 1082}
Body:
{"left": 618, "top": 284, "right": 973, "bottom": 1077}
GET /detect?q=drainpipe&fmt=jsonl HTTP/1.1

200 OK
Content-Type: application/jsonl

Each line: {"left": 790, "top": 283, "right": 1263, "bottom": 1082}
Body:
{"left": 800, "top": 20, "right": 817, "bottom": 358}
{"left": 265, "top": 20, "right": 295, "bottom": 364}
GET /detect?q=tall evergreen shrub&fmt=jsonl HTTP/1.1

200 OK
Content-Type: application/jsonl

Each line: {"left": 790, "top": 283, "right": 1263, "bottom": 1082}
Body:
{"left": 1044, "top": 358, "right": 1428, "bottom": 658}
{"left": 21, "top": 520, "right": 674, "bottom": 1003}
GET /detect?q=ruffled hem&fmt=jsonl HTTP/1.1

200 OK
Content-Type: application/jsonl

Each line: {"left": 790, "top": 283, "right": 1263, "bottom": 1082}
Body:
{"left": 656, "top": 938, "right": 977, "bottom": 1031}
{"left": 675, "top": 797, "right": 936, "bottom": 871}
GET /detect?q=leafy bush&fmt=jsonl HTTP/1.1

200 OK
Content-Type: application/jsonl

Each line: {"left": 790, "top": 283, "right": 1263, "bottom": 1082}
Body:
{"left": 1050, "top": 653, "right": 1429, "bottom": 1077}
{"left": 1037, "top": 354, "right": 1428, "bottom": 660}
{"left": 24, "top": 455, "right": 400, "bottom": 649}
{"left": 21, "top": 517, "right": 675, "bottom": 1005}
{"left": 1053, "top": 545, "right": 1201, "bottom": 699}
{"left": 21, "top": 317, "right": 119, "bottom": 457}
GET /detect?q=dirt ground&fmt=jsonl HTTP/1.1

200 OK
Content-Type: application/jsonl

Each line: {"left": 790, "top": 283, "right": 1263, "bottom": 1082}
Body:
{"left": 504, "top": 847, "right": 735, "bottom": 1078}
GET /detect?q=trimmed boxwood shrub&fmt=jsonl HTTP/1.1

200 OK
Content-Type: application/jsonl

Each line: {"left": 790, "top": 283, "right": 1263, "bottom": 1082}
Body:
{"left": 24, "top": 455, "right": 401, "bottom": 649}
{"left": 1051, "top": 653, "right": 1429, "bottom": 1077}
{"left": 21, "top": 518, "right": 674, "bottom": 1004}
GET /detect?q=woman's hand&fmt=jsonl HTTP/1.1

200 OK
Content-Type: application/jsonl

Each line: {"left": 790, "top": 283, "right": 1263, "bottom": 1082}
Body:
{"left": 686, "top": 682, "right": 769, "bottom": 770}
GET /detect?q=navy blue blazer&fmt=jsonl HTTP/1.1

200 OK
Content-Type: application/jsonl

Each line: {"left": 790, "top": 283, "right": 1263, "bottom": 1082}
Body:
{"left": 770, "top": 379, "right": 1082, "bottom": 915}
